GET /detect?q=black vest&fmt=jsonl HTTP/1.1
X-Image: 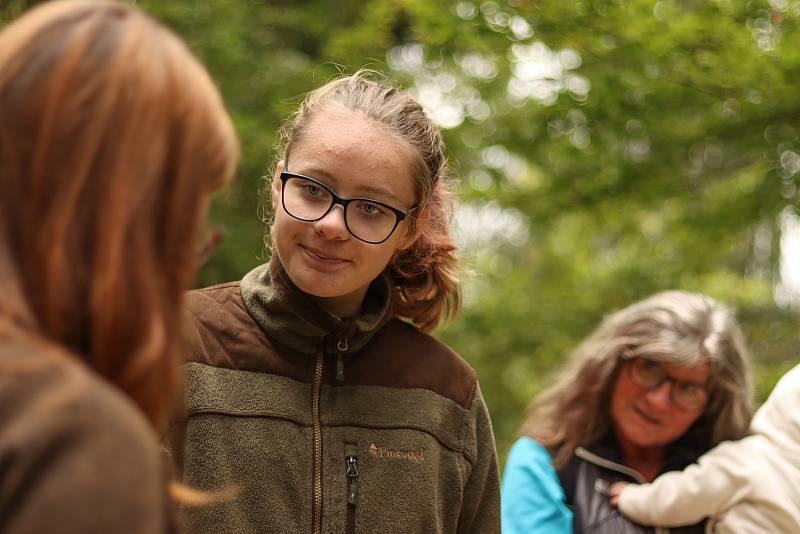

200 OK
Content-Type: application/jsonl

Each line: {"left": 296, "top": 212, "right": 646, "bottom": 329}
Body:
{"left": 558, "top": 437, "right": 706, "bottom": 534}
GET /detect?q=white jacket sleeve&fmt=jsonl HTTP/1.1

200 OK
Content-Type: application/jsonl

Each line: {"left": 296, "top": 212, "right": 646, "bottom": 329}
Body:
{"left": 617, "top": 439, "right": 754, "bottom": 527}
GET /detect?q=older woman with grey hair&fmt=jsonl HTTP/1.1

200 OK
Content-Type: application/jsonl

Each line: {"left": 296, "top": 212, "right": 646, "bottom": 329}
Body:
{"left": 501, "top": 291, "right": 753, "bottom": 534}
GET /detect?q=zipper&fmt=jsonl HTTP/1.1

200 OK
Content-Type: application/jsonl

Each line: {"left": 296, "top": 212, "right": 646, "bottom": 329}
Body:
{"left": 335, "top": 335, "right": 348, "bottom": 383}
{"left": 312, "top": 352, "right": 324, "bottom": 533}
{"left": 345, "top": 443, "right": 359, "bottom": 534}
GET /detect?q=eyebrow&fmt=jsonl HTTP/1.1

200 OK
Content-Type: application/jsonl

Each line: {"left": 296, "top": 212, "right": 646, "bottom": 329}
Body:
{"left": 290, "top": 166, "right": 408, "bottom": 207}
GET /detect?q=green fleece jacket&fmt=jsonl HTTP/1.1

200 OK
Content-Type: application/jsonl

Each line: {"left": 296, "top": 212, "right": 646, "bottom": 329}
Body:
{"left": 180, "top": 258, "right": 500, "bottom": 534}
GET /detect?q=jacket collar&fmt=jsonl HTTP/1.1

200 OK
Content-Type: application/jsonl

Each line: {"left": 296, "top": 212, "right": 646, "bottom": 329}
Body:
{"left": 240, "top": 255, "right": 393, "bottom": 355}
{"left": 587, "top": 431, "right": 704, "bottom": 475}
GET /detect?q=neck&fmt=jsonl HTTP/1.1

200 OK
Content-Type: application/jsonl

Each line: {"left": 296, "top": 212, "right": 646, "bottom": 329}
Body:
{"left": 241, "top": 261, "right": 393, "bottom": 355}
{"left": 617, "top": 439, "right": 665, "bottom": 482}
{"left": 313, "top": 289, "right": 367, "bottom": 318}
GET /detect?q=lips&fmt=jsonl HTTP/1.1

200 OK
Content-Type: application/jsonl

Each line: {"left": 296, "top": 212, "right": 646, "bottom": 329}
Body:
{"left": 300, "top": 244, "right": 348, "bottom": 264}
{"left": 633, "top": 405, "right": 661, "bottom": 426}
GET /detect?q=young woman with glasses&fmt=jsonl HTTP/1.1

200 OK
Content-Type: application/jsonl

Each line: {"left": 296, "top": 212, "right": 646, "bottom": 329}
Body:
{"left": 0, "top": 1, "right": 237, "bottom": 532}
{"left": 179, "top": 72, "right": 500, "bottom": 534}
{"left": 501, "top": 291, "right": 753, "bottom": 533}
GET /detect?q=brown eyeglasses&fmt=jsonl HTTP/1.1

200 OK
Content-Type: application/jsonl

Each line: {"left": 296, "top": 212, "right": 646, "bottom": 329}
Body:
{"left": 626, "top": 358, "right": 709, "bottom": 412}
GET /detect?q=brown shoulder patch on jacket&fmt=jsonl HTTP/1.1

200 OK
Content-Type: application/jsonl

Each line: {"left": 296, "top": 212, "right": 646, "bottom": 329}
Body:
{"left": 184, "top": 283, "right": 311, "bottom": 383}
{"left": 341, "top": 319, "right": 478, "bottom": 410}
{"left": 185, "top": 286, "right": 477, "bottom": 408}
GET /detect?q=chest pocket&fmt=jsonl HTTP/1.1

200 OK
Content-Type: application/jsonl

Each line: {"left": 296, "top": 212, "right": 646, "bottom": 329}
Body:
{"left": 321, "top": 385, "right": 471, "bottom": 534}
{"left": 327, "top": 431, "right": 467, "bottom": 534}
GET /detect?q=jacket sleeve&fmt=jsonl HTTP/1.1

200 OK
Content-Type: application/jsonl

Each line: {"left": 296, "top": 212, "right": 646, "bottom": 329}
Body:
{"left": 618, "top": 440, "right": 751, "bottom": 527}
{"left": 456, "top": 383, "right": 501, "bottom": 534}
{"left": 501, "top": 437, "right": 573, "bottom": 534}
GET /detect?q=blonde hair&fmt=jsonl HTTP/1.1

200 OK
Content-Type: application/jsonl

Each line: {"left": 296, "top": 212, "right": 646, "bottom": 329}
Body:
{"left": 520, "top": 290, "right": 754, "bottom": 468}
{"left": 267, "top": 71, "right": 460, "bottom": 332}
{"left": 0, "top": 0, "right": 238, "bottom": 432}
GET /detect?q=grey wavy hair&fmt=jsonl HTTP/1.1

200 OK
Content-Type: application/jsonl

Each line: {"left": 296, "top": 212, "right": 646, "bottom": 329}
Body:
{"left": 520, "top": 290, "right": 754, "bottom": 468}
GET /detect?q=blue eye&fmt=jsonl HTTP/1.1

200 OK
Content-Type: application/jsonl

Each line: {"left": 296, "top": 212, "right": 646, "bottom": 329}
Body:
{"left": 358, "top": 201, "right": 390, "bottom": 218}
{"left": 304, "top": 184, "right": 322, "bottom": 196}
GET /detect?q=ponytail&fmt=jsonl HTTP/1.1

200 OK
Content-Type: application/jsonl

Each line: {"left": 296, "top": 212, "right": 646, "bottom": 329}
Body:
{"left": 390, "top": 182, "right": 460, "bottom": 333}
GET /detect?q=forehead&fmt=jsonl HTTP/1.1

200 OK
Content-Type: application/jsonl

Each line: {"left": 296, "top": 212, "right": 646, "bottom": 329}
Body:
{"left": 288, "top": 108, "right": 416, "bottom": 204}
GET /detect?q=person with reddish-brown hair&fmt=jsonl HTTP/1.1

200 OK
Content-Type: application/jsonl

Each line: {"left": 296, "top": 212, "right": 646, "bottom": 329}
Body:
{"left": 0, "top": 1, "right": 238, "bottom": 532}
{"left": 180, "top": 71, "right": 500, "bottom": 534}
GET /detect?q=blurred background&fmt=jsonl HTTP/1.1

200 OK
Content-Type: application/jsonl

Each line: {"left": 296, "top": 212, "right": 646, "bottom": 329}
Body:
{"left": 3, "top": 0, "right": 799, "bottom": 463}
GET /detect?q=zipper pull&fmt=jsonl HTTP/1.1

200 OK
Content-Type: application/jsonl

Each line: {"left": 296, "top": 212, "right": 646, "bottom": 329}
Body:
{"left": 346, "top": 455, "right": 359, "bottom": 505}
{"left": 335, "top": 336, "right": 348, "bottom": 383}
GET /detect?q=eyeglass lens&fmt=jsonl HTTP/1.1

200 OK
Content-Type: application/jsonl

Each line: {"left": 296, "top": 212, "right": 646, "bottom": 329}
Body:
{"left": 282, "top": 175, "right": 400, "bottom": 244}
{"left": 629, "top": 358, "right": 708, "bottom": 411}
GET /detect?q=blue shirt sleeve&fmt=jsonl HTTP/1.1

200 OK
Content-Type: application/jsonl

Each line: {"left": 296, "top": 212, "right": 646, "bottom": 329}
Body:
{"left": 501, "top": 436, "right": 573, "bottom": 534}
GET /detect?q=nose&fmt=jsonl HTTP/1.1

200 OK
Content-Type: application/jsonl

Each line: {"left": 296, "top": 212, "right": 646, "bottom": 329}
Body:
{"left": 313, "top": 205, "right": 349, "bottom": 241}
{"left": 643, "top": 381, "right": 672, "bottom": 411}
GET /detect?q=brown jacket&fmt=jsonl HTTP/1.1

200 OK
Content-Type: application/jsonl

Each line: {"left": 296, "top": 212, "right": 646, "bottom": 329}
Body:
{"left": 180, "top": 259, "right": 501, "bottom": 534}
{"left": 0, "top": 320, "right": 174, "bottom": 534}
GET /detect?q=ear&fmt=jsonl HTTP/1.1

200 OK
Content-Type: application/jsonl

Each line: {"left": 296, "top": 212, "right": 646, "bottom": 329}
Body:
{"left": 271, "top": 160, "right": 285, "bottom": 211}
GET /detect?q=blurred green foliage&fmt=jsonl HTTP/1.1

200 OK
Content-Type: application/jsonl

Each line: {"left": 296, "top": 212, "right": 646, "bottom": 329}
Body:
{"left": 3, "top": 0, "right": 799, "bottom": 464}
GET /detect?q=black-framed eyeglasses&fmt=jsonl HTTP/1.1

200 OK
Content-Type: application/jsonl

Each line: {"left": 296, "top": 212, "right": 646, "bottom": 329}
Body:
{"left": 278, "top": 170, "right": 417, "bottom": 244}
{"left": 626, "top": 358, "right": 710, "bottom": 413}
